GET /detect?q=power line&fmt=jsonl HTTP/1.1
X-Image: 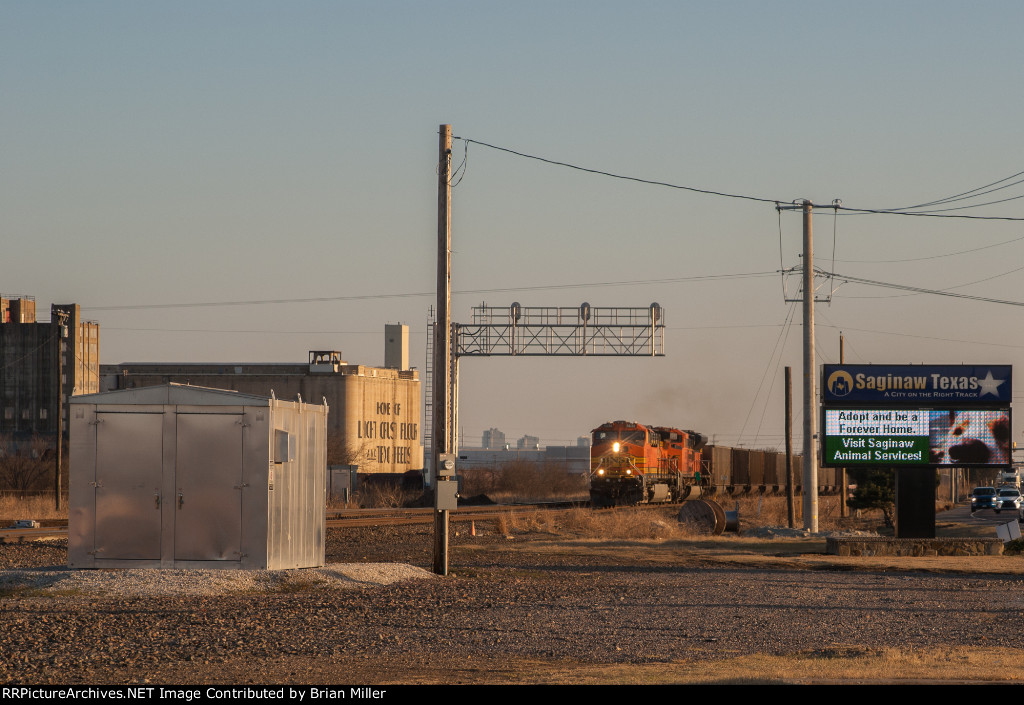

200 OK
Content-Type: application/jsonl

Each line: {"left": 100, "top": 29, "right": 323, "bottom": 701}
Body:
{"left": 86, "top": 271, "right": 776, "bottom": 312}
{"left": 459, "top": 134, "right": 1024, "bottom": 220}
{"left": 884, "top": 169, "right": 1024, "bottom": 211}
{"left": 822, "top": 268, "right": 1024, "bottom": 307}
{"left": 834, "top": 204, "right": 1024, "bottom": 221}
{"left": 833, "top": 261, "right": 1024, "bottom": 300}
{"left": 814, "top": 321, "right": 1024, "bottom": 351}
{"left": 454, "top": 136, "right": 784, "bottom": 205}
{"left": 833, "top": 234, "right": 1024, "bottom": 263}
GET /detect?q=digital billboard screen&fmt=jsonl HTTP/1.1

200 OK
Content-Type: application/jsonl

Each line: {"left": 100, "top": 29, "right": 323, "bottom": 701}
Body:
{"left": 822, "top": 408, "right": 1010, "bottom": 467}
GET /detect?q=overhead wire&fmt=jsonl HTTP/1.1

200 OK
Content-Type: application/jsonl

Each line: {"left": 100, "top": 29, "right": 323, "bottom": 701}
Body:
{"left": 833, "top": 204, "right": 1024, "bottom": 221}
{"left": 814, "top": 321, "right": 1024, "bottom": 351}
{"left": 830, "top": 261, "right": 1024, "bottom": 300}
{"left": 833, "top": 234, "right": 1024, "bottom": 263}
{"left": 86, "top": 271, "right": 777, "bottom": 312}
{"left": 736, "top": 301, "right": 797, "bottom": 446}
{"left": 457, "top": 134, "right": 1024, "bottom": 220}
{"left": 453, "top": 136, "right": 784, "bottom": 205}
{"left": 884, "top": 191, "right": 1024, "bottom": 214}
{"left": 751, "top": 302, "right": 798, "bottom": 448}
{"left": 824, "top": 267, "right": 1024, "bottom": 306}
{"left": 884, "top": 169, "right": 1024, "bottom": 211}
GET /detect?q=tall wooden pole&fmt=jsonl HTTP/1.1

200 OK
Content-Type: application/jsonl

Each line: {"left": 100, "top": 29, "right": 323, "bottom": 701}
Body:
{"left": 432, "top": 125, "right": 453, "bottom": 576}
{"left": 785, "top": 366, "right": 795, "bottom": 528}
{"left": 53, "top": 306, "right": 69, "bottom": 513}
{"left": 54, "top": 319, "right": 63, "bottom": 512}
{"left": 802, "top": 201, "right": 818, "bottom": 532}
{"left": 839, "top": 332, "right": 847, "bottom": 518}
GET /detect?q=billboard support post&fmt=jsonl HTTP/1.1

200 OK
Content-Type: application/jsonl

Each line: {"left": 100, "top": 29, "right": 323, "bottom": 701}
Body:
{"left": 895, "top": 469, "right": 936, "bottom": 538}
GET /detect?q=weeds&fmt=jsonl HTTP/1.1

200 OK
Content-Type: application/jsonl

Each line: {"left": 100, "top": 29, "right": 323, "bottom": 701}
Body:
{"left": 0, "top": 494, "right": 67, "bottom": 521}
{"left": 460, "top": 462, "right": 588, "bottom": 503}
{"left": 1004, "top": 538, "right": 1024, "bottom": 555}
{"left": 353, "top": 485, "right": 419, "bottom": 509}
{"left": 502, "top": 507, "right": 696, "bottom": 541}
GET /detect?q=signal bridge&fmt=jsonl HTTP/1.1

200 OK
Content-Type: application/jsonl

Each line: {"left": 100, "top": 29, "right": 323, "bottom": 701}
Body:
{"left": 455, "top": 302, "right": 665, "bottom": 357}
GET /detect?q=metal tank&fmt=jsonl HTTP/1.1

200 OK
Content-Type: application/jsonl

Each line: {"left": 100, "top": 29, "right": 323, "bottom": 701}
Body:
{"left": 68, "top": 384, "right": 328, "bottom": 570}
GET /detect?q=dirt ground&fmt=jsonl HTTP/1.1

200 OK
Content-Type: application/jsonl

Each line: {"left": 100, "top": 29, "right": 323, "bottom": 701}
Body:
{"left": 1, "top": 502, "right": 1021, "bottom": 685}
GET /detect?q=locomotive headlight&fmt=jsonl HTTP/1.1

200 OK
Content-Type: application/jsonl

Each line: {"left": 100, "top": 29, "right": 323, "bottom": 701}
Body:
{"left": 625, "top": 469, "right": 631, "bottom": 475}
{"left": 597, "top": 469, "right": 605, "bottom": 476}
{"left": 613, "top": 442, "right": 620, "bottom": 453}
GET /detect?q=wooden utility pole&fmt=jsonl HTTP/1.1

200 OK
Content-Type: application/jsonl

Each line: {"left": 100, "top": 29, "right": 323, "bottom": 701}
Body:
{"left": 53, "top": 307, "right": 68, "bottom": 512}
{"left": 785, "top": 366, "right": 795, "bottom": 528}
{"left": 839, "top": 332, "right": 847, "bottom": 518}
{"left": 801, "top": 201, "right": 818, "bottom": 532}
{"left": 432, "top": 124, "right": 453, "bottom": 576}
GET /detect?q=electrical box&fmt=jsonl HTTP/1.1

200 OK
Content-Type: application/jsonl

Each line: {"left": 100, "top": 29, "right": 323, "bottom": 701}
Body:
{"left": 435, "top": 479, "right": 459, "bottom": 511}
{"left": 437, "top": 453, "right": 456, "bottom": 477}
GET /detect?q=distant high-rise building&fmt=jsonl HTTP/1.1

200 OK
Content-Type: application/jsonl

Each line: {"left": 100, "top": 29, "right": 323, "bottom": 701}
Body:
{"left": 517, "top": 434, "right": 540, "bottom": 450}
{"left": 0, "top": 299, "right": 99, "bottom": 438}
{"left": 482, "top": 427, "right": 505, "bottom": 450}
{"left": 384, "top": 323, "right": 409, "bottom": 370}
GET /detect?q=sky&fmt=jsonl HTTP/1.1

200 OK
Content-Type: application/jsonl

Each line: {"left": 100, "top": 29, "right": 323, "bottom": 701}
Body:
{"left": 4, "top": 1, "right": 1024, "bottom": 451}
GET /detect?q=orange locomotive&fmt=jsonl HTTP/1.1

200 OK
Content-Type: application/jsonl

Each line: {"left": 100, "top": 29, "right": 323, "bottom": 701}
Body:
{"left": 590, "top": 420, "right": 707, "bottom": 507}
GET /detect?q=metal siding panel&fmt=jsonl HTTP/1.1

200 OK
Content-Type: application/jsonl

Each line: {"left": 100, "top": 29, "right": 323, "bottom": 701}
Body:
{"left": 174, "top": 412, "right": 243, "bottom": 561}
{"left": 94, "top": 412, "right": 164, "bottom": 559}
{"left": 241, "top": 407, "right": 270, "bottom": 570}
{"left": 68, "top": 405, "right": 98, "bottom": 568}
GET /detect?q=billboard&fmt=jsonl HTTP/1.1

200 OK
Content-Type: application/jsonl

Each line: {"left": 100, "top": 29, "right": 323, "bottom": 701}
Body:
{"left": 823, "top": 408, "right": 1010, "bottom": 467}
{"left": 821, "top": 364, "right": 1011, "bottom": 468}
{"left": 822, "top": 364, "right": 1011, "bottom": 405}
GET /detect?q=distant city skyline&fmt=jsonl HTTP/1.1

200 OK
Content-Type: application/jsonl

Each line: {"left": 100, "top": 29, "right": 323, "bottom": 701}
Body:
{"left": 5, "top": 1, "right": 1024, "bottom": 451}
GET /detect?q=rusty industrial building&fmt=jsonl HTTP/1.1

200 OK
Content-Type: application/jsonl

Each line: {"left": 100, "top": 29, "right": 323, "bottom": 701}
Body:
{"left": 100, "top": 324, "right": 422, "bottom": 474}
{"left": 0, "top": 296, "right": 99, "bottom": 439}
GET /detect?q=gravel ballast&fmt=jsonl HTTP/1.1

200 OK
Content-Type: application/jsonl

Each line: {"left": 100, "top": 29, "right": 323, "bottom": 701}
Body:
{"left": 1, "top": 522, "right": 1022, "bottom": 684}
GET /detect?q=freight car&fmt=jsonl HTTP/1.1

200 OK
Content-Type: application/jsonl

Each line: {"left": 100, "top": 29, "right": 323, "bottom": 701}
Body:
{"left": 590, "top": 420, "right": 838, "bottom": 506}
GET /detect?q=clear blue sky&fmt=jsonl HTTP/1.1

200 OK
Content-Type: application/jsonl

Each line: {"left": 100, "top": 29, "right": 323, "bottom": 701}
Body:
{"left": 4, "top": 1, "right": 1024, "bottom": 449}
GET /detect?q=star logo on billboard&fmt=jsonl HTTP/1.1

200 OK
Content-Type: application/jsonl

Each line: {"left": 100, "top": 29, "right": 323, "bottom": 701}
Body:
{"left": 977, "top": 371, "right": 1006, "bottom": 397}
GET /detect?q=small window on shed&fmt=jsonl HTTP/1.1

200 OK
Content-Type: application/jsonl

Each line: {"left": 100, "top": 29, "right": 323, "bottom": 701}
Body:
{"left": 274, "top": 429, "right": 295, "bottom": 463}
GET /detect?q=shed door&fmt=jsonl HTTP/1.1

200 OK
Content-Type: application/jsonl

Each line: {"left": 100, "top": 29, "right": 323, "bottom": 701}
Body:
{"left": 174, "top": 413, "right": 244, "bottom": 561}
{"left": 94, "top": 412, "right": 163, "bottom": 559}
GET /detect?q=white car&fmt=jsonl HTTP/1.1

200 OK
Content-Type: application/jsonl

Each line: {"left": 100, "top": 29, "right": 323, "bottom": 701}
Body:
{"left": 993, "top": 487, "right": 1022, "bottom": 515}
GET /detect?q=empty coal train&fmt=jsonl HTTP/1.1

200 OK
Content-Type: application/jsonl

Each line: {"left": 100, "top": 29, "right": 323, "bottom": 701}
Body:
{"left": 590, "top": 420, "right": 837, "bottom": 507}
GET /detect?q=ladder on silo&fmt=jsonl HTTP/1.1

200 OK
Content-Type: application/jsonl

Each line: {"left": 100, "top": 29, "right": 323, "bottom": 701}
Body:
{"left": 424, "top": 307, "right": 434, "bottom": 484}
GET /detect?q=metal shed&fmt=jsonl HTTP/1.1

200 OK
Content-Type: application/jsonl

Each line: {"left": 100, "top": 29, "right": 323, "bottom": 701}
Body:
{"left": 68, "top": 384, "right": 328, "bottom": 570}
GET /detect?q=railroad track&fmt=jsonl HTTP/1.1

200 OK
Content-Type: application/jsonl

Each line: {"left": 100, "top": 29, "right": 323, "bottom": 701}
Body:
{"left": 327, "top": 501, "right": 585, "bottom": 528}
{"left": 0, "top": 502, "right": 587, "bottom": 542}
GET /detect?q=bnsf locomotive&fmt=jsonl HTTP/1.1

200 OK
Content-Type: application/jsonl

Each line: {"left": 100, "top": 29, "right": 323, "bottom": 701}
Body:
{"left": 590, "top": 420, "right": 836, "bottom": 506}
{"left": 590, "top": 420, "right": 707, "bottom": 507}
